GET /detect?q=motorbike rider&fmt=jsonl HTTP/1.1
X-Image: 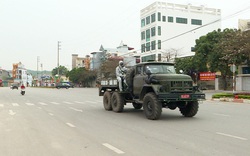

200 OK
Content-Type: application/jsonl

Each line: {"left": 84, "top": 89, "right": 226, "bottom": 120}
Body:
{"left": 21, "top": 84, "right": 25, "bottom": 90}
{"left": 116, "top": 61, "right": 127, "bottom": 91}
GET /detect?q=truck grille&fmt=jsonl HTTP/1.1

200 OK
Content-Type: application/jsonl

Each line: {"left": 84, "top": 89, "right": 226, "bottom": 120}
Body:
{"left": 170, "top": 81, "right": 193, "bottom": 92}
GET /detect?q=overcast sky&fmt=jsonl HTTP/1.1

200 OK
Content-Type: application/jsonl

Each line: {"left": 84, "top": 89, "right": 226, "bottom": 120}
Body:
{"left": 0, "top": 0, "right": 250, "bottom": 71}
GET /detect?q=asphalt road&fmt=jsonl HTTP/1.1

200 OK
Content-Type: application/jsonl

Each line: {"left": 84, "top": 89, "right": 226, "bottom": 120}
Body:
{"left": 0, "top": 87, "right": 249, "bottom": 156}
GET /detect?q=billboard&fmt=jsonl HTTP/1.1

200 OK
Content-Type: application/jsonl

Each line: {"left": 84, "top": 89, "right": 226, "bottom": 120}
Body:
{"left": 199, "top": 72, "right": 216, "bottom": 81}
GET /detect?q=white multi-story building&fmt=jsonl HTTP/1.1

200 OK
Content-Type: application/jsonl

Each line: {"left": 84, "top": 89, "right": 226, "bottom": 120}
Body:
{"left": 140, "top": 1, "right": 221, "bottom": 62}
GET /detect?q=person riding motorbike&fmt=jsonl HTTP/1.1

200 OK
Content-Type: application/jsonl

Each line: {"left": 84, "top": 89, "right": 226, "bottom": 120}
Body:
{"left": 20, "top": 84, "right": 25, "bottom": 95}
{"left": 116, "top": 61, "right": 127, "bottom": 91}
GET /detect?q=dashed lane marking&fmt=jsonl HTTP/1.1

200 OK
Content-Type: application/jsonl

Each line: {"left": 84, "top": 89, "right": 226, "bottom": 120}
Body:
{"left": 102, "top": 143, "right": 125, "bottom": 154}
{"left": 216, "top": 132, "right": 248, "bottom": 141}
{"left": 12, "top": 103, "right": 19, "bottom": 106}
{"left": 74, "top": 101, "right": 84, "bottom": 104}
{"left": 213, "top": 113, "right": 230, "bottom": 117}
{"left": 66, "top": 123, "right": 76, "bottom": 128}
{"left": 63, "top": 101, "right": 73, "bottom": 104}
{"left": 49, "top": 113, "right": 54, "bottom": 116}
{"left": 86, "top": 101, "right": 97, "bottom": 104}
{"left": 69, "top": 107, "right": 83, "bottom": 112}
{"left": 50, "top": 102, "right": 59, "bottom": 105}
{"left": 39, "top": 102, "right": 47, "bottom": 106}
{"left": 26, "top": 103, "right": 34, "bottom": 106}
{"left": 0, "top": 104, "right": 4, "bottom": 107}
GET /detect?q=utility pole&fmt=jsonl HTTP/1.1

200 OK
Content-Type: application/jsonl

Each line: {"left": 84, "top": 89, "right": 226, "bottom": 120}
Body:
{"left": 57, "top": 41, "right": 61, "bottom": 76}
{"left": 37, "top": 56, "right": 40, "bottom": 78}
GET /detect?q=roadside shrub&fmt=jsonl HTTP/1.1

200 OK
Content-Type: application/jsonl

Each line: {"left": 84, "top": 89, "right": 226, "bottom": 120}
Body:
{"left": 212, "top": 93, "right": 234, "bottom": 98}
{"left": 212, "top": 92, "right": 250, "bottom": 99}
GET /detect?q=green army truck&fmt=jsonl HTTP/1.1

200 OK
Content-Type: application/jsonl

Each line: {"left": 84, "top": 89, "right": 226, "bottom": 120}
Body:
{"left": 99, "top": 62, "right": 205, "bottom": 120}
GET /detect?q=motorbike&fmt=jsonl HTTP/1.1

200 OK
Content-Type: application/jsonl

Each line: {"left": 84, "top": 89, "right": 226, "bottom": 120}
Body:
{"left": 21, "top": 87, "right": 25, "bottom": 95}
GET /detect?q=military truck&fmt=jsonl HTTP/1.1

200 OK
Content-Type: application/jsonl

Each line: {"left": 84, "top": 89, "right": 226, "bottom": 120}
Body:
{"left": 99, "top": 62, "right": 205, "bottom": 120}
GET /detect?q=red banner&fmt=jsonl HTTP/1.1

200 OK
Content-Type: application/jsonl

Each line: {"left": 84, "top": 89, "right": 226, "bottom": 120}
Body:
{"left": 199, "top": 72, "right": 216, "bottom": 81}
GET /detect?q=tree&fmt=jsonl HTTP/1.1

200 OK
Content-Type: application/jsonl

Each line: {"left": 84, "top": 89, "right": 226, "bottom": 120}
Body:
{"left": 52, "top": 65, "right": 69, "bottom": 76}
{"left": 100, "top": 57, "right": 122, "bottom": 79}
{"left": 67, "top": 67, "right": 97, "bottom": 87}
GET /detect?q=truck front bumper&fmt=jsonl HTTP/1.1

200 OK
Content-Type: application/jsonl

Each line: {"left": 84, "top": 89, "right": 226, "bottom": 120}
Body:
{"left": 158, "top": 92, "right": 206, "bottom": 102}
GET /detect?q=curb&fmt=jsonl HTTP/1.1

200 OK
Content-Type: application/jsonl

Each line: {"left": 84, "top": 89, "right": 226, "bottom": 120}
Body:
{"left": 211, "top": 98, "right": 250, "bottom": 104}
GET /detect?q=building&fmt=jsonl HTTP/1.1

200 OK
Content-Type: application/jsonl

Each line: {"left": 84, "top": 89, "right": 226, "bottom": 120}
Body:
{"left": 140, "top": 1, "right": 221, "bottom": 62}
{"left": 0, "top": 68, "right": 10, "bottom": 87}
{"left": 236, "top": 19, "right": 250, "bottom": 91}
{"left": 238, "top": 19, "right": 250, "bottom": 31}
{"left": 90, "top": 42, "right": 136, "bottom": 70}
{"left": 72, "top": 54, "right": 91, "bottom": 70}
{"left": 12, "top": 62, "right": 33, "bottom": 86}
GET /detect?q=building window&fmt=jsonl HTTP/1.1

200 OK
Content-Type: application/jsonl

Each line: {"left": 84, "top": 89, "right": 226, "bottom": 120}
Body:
{"left": 151, "top": 41, "right": 156, "bottom": 50}
{"left": 191, "top": 19, "right": 202, "bottom": 25}
{"left": 146, "top": 42, "right": 150, "bottom": 52}
{"left": 158, "top": 54, "right": 161, "bottom": 61}
{"left": 162, "top": 16, "right": 166, "bottom": 22}
{"left": 158, "top": 40, "right": 161, "bottom": 49}
{"left": 158, "top": 12, "right": 161, "bottom": 21}
{"left": 151, "top": 13, "right": 156, "bottom": 23}
{"left": 242, "top": 67, "right": 250, "bottom": 74}
{"left": 158, "top": 26, "right": 161, "bottom": 36}
{"left": 146, "top": 16, "right": 150, "bottom": 25}
{"left": 146, "top": 29, "right": 150, "bottom": 42}
{"left": 168, "top": 16, "right": 173, "bottom": 23}
{"left": 141, "top": 18, "right": 145, "bottom": 27}
{"left": 176, "top": 17, "right": 188, "bottom": 24}
{"left": 141, "top": 44, "right": 145, "bottom": 53}
{"left": 141, "top": 31, "right": 145, "bottom": 40}
{"left": 151, "top": 27, "right": 156, "bottom": 37}
{"left": 142, "top": 54, "right": 156, "bottom": 62}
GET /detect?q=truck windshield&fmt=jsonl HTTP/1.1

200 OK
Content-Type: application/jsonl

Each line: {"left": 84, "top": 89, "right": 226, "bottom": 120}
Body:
{"left": 145, "top": 64, "right": 176, "bottom": 74}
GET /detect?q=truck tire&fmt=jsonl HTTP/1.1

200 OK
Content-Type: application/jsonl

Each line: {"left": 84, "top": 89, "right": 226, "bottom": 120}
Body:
{"left": 103, "top": 91, "right": 112, "bottom": 111}
{"left": 143, "top": 92, "right": 162, "bottom": 120}
{"left": 111, "top": 92, "right": 124, "bottom": 112}
{"left": 179, "top": 101, "right": 199, "bottom": 117}
{"left": 132, "top": 102, "right": 142, "bottom": 109}
{"left": 125, "top": 68, "right": 135, "bottom": 92}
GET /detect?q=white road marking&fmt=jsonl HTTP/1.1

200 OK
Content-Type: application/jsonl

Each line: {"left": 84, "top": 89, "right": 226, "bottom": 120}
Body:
{"left": 216, "top": 132, "right": 248, "bottom": 141}
{"left": 12, "top": 103, "right": 19, "bottom": 106}
{"left": 213, "top": 113, "right": 230, "bottom": 117}
{"left": 49, "top": 113, "right": 54, "bottom": 116}
{"left": 95, "top": 100, "right": 103, "bottom": 103}
{"left": 74, "top": 101, "right": 84, "bottom": 104}
{"left": 103, "top": 143, "right": 125, "bottom": 154}
{"left": 9, "top": 110, "right": 16, "bottom": 115}
{"left": 66, "top": 123, "right": 76, "bottom": 128}
{"left": 63, "top": 101, "right": 73, "bottom": 104}
{"left": 26, "top": 103, "right": 34, "bottom": 106}
{"left": 69, "top": 107, "right": 83, "bottom": 112}
{"left": 0, "top": 104, "right": 4, "bottom": 107}
{"left": 39, "top": 102, "right": 47, "bottom": 105}
{"left": 50, "top": 102, "right": 59, "bottom": 105}
{"left": 86, "top": 101, "right": 97, "bottom": 104}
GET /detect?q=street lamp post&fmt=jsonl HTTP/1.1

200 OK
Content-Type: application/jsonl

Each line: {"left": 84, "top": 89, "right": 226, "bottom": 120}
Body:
{"left": 57, "top": 41, "right": 61, "bottom": 76}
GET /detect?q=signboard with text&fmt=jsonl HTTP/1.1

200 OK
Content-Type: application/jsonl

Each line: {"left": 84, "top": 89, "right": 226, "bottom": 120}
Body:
{"left": 199, "top": 72, "right": 216, "bottom": 81}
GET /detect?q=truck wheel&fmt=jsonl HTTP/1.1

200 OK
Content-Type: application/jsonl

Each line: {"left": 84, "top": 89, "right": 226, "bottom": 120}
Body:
{"left": 143, "top": 92, "right": 162, "bottom": 120}
{"left": 103, "top": 91, "right": 112, "bottom": 111}
{"left": 111, "top": 92, "right": 124, "bottom": 112}
{"left": 132, "top": 102, "right": 142, "bottom": 109}
{"left": 179, "top": 101, "right": 199, "bottom": 117}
